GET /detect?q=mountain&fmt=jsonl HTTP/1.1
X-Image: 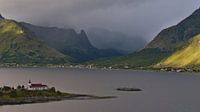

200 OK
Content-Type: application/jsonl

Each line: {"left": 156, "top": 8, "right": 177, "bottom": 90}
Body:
{"left": 151, "top": 7, "right": 200, "bottom": 69}
{"left": 146, "top": 8, "right": 200, "bottom": 51}
{"left": 21, "top": 23, "right": 122, "bottom": 62}
{"left": 127, "top": 7, "right": 200, "bottom": 68}
{"left": 87, "top": 28, "right": 146, "bottom": 54}
{"left": 90, "top": 8, "right": 200, "bottom": 69}
{"left": 155, "top": 34, "right": 200, "bottom": 69}
{"left": 0, "top": 18, "right": 72, "bottom": 65}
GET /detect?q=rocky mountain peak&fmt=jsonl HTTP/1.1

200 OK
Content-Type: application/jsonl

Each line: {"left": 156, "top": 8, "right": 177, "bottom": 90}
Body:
{"left": 80, "top": 30, "right": 87, "bottom": 36}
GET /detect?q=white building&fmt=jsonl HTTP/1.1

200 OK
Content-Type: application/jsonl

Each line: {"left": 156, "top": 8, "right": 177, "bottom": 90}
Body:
{"left": 28, "top": 80, "right": 48, "bottom": 90}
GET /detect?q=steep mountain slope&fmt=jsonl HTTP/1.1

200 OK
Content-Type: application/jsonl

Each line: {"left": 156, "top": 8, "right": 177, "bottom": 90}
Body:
{"left": 155, "top": 34, "right": 200, "bottom": 68}
{"left": 146, "top": 8, "right": 200, "bottom": 51}
{"left": 0, "top": 18, "right": 72, "bottom": 65}
{"left": 21, "top": 23, "right": 122, "bottom": 62}
{"left": 89, "top": 8, "right": 200, "bottom": 68}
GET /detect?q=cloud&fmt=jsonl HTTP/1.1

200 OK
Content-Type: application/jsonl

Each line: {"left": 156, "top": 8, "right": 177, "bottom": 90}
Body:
{"left": 0, "top": 0, "right": 199, "bottom": 49}
{"left": 87, "top": 28, "right": 147, "bottom": 53}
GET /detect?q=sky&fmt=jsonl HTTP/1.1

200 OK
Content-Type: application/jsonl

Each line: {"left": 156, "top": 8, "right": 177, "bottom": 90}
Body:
{"left": 0, "top": 0, "right": 200, "bottom": 42}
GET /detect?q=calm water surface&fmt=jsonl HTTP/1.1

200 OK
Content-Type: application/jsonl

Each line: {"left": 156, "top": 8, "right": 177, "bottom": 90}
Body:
{"left": 0, "top": 68, "right": 199, "bottom": 112}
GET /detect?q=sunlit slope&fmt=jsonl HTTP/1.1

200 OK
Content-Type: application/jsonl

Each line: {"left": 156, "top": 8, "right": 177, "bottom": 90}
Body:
{"left": 0, "top": 19, "right": 72, "bottom": 65}
{"left": 87, "top": 48, "right": 171, "bottom": 68}
{"left": 155, "top": 34, "right": 200, "bottom": 68}
{"left": 146, "top": 8, "right": 200, "bottom": 51}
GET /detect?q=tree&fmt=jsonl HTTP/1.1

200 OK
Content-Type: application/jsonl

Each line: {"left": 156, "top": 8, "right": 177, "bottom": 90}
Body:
{"left": 17, "top": 85, "right": 22, "bottom": 89}
{"left": 56, "top": 90, "right": 62, "bottom": 95}
{"left": 22, "top": 85, "right": 25, "bottom": 89}
{"left": 49, "top": 87, "right": 56, "bottom": 93}
{"left": 2, "top": 86, "right": 11, "bottom": 91}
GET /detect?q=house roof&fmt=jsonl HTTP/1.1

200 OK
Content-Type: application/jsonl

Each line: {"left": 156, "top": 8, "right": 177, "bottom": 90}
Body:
{"left": 30, "top": 84, "right": 48, "bottom": 88}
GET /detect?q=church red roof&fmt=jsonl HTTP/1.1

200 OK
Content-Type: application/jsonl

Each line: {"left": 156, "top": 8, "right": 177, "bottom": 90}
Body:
{"left": 30, "top": 84, "right": 48, "bottom": 88}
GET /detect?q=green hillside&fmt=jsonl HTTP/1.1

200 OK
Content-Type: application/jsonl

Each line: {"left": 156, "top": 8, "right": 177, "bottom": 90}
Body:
{"left": 146, "top": 8, "right": 200, "bottom": 51}
{"left": 0, "top": 19, "right": 72, "bottom": 65}
{"left": 155, "top": 34, "right": 200, "bottom": 68}
{"left": 87, "top": 48, "right": 170, "bottom": 69}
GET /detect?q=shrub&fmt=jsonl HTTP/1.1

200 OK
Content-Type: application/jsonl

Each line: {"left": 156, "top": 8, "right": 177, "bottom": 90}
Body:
{"left": 2, "top": 86, "right": 12, "bottom": 91}
{"left": 10, "top": 90, "right": 18, "bottom": 98}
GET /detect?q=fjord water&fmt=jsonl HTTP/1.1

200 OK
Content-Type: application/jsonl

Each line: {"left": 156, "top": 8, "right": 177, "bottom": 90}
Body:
{"left": 0, "top": 68, "right": 200, "bottom": 112}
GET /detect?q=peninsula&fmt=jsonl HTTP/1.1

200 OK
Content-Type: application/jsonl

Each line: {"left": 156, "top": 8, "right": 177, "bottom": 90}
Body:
{"left": 0, "top": 82, "right": 115, "bottom": 106}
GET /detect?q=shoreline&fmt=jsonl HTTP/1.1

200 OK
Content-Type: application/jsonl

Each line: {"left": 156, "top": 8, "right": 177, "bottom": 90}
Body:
{"left": 0, "top": 66, "right": 198, "bottom": 74}
{"left": 0, "top": 85, "right": 116, "bottom": 106}
{"left": 0, "top": 94, "right": 116, "bottom": 106}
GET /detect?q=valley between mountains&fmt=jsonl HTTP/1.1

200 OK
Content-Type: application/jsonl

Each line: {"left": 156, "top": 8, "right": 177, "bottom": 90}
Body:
{"left": 2, "top": 8, "right": 200, "bottom": 72}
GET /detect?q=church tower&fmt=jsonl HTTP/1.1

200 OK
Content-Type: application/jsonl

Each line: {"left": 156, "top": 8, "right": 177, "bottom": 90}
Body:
{"left": 28, "top": 80, "right": 32, "bottom": 87}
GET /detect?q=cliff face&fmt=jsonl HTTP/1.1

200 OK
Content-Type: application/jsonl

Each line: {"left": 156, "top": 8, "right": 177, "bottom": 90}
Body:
{"left": 21, "top": 23, "right": 92, "bottom": 49}
{"left": 20, "top": 22, "right": 122, "bottom": 62}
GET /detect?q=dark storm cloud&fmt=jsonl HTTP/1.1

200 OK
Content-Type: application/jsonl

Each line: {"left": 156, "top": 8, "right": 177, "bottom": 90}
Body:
{"left": 0, "top": 0, "right": 200, "bottom": 50}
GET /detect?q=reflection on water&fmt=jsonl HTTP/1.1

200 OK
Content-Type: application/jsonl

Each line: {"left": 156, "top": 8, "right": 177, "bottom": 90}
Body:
{"left": 0, "top": 68, "right": 199, "bottom": 112}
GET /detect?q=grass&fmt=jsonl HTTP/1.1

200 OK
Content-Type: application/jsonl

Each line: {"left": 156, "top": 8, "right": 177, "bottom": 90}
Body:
{"left": 87, "top": 48, "right": 171, "bottom": 69}
{"left": 155, "top": 34, "right": 200, "bottom": 68}
{"left": 0, "top": 19, "right": 72, "bottom": 65}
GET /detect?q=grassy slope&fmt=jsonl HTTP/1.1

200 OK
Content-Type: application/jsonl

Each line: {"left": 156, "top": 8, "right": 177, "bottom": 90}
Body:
{"left": 0, "top": 19, "right": 72, "bottom": 65}
{"left": 155, "top": 34, "right": 200, "bottom": 68}
{"left": 88, "top": 48, "right": 171, "bottom": 69}
{"left": 146, "top": 8, "right": 200, "bottom": 51}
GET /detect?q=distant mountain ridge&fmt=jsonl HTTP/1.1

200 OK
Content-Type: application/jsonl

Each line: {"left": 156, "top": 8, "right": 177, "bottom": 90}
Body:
{"left": 0, "top": 14, "right": 122, "bottom": 65}
{"left": 20, "top": 22, "right": 122, "bottom": 62}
